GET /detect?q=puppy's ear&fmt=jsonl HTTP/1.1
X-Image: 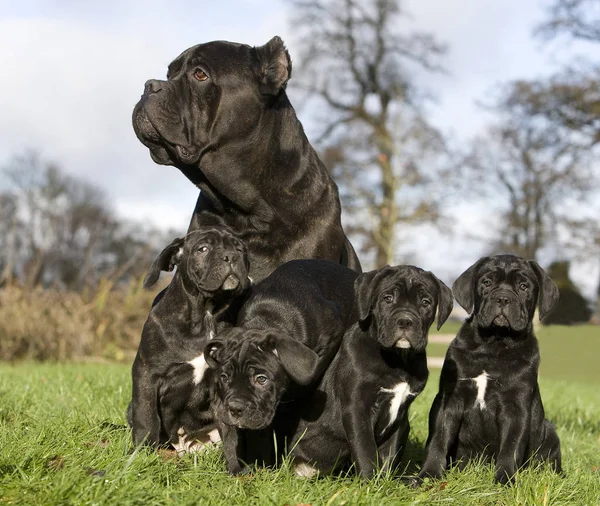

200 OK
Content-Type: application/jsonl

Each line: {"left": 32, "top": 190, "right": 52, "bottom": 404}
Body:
{"left": 143, "top": 237, "right": 184, "bottom": 289}
{"left": 255, "top": 36, "right": 292, "bottom": 95}
{"left": 204, "top": 339, "right": 224, "bottom": 370}
{"left": 354, "top": 268, "right": 387, "bottom": 323}
{"left": 452, "top": 258, "right": 486, "bottom": 314}
{"left": 429, "top": 273, "right": 454, "bottom": 330}
{"left": 529, "top": 260, "right": 559, "bottom": 321}
{"left": 270, "top": 333, "right": 318, "bottom": 386}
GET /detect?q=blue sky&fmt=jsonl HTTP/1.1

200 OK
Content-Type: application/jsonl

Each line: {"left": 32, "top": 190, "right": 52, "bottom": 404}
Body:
{"left": 0, "top": 0, "right": 597, "bottom": 295}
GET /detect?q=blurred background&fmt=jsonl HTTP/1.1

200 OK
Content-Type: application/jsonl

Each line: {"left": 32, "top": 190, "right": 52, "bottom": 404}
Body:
{"left": 0, "top": 0, "right": 598, "bottom": 363}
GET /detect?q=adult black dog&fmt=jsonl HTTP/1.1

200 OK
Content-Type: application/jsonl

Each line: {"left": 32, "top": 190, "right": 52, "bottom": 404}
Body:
{"left": 132, "top": 36, "right": 361, "bottom": 282}
{"left": 204, "top": 259, "right": 359, "bottom": 474}
{"left": 418, "top": 254, "right": 562, "bottom": 485}
{"left": 129, "top": 227, "right": 250, "bottom": 452}
{"left": 287, "top": 265, "right": 453, "bottom": 478}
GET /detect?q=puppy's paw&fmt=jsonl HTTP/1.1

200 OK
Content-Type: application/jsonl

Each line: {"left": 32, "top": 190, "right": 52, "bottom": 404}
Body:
{"left": 494, "top": 469, "right": 516, "bottom": 485}
{"left": 405, "top": 475, "right": 424, "bottom": 488}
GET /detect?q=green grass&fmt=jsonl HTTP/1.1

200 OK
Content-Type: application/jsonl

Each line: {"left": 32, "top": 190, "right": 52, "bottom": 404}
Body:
{"left": 428, "top": 324, "right": 600, "bottom": 383}
{"left": 1, "top": 362, "right": 599, "bottom": 505}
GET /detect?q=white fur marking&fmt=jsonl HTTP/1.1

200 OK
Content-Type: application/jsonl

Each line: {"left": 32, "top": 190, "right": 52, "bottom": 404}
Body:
{"left": 294, "top": 461, "right": 319, "bottom": 478}
{"left": 172, "top": 427, "right": 221, "bottom": 456}
{"left": 380, "top": 382, "right": 412, "bottom": 428}
{"left": 395, "top": 338, "right": 411, "bottom": 349}
{"left": 473, "top": 371, "right": 489, "bottom": 409}
{"left": 188, "top": 354, "right": 209, "bottom": 385}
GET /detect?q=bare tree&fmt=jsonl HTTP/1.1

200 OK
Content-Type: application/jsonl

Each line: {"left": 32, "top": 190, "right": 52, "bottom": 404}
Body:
{"left": 1, "top": 152, "right": 163, "bottom": 290}
{"left": 466, "top": 83, "right": 598, "bottom": 261}
{"left": 536, "top": 0, "right": 600, "bottom": 43}
{"left": 288, "top": 0, "right": 448, "bottom": 266}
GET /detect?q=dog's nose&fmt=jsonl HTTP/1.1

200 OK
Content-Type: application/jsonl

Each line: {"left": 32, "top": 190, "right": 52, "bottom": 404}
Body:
{"left": 496, "top": 295, "right": 510, "bottom": 306}
{"left": 397, "top": 317, "right": 413, "bottom": 329}
{"left": 222, "top": 253, "right": 230, "bottom": 263}
{"left": 144, "top": 79, "right": 164, "bottom": 95}
{"left": 228, "top": 400, "right": 246, "bottom": 418}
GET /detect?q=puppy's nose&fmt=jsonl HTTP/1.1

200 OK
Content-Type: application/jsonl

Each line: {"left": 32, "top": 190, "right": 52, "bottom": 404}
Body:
{"left": 397, "top": 317, "right": 413, "bottom": 329}
{"left": 222, "top": 253, "right": 230, "bottom": 263}
{"left": 144, "top": 79, "right": 164, "bottom": 95}
{"left": 496, "top": 295, "right": 510, "bottom": 306}
{"left": 228, "top": 400, "right": 246, "bottom": 418}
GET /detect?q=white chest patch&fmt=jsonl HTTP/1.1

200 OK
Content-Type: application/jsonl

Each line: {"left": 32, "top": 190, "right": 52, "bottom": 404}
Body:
{"left": 188, "top": 354, "right": 209, "bottom": 385}
{"left": 472, "top": 371, "right": 489, "bottom": 409}
{"left": 380, "top": 382, "right": 412, "bottom": 428}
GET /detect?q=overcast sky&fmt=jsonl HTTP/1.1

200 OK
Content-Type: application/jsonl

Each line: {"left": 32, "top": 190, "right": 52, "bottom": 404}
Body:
{"left": 0, "top": 0, "right": 597, "bottom": 295}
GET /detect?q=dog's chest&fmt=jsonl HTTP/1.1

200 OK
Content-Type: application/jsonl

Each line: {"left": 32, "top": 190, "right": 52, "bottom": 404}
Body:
{"left": 378, "top": 382, "right": 414, "bottom": 429}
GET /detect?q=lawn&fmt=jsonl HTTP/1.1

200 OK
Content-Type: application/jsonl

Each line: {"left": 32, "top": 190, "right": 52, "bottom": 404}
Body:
{"left": 1, "top": 359, "right": 599, "bottom": 506}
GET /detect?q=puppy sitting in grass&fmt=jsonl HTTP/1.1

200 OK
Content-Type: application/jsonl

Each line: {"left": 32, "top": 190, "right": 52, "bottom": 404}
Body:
{"left": 128, "top": 226, "right": 250, "bottom": 454}
{"left": 286, "top": 265, "right": 453, "bottom": 478}
{"left": 418, "top": 254, "right": 562, "bottom": 485}
{"left": 204, "top": 259, "right": 359, "bottom": 475}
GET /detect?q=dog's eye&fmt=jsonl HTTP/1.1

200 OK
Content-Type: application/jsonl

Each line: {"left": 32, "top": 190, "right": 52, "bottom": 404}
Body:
{"left": 383, "top": 294, "right": 393, "bottom": 304}
{"left": 482, "top": 279, "right": 492, "bottom": 287}
{"left": 194, "top": 69, "right": 208, "bottom": 82}
{"left": 422, "top": 299, "right": 432, "bottom": 307}
{"left": 255, "top": 374, "right": 268, "bottom": 386}
{"left": 220, "top": 373, "right": 228, "bottom": 382}
{"left": 197, "top": 246, "right": 209, "bottom": 253}
{"left": 519, "top": 283, "right": 529, "bottom": 291}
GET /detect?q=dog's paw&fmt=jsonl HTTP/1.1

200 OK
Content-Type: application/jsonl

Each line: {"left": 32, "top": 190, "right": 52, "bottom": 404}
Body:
{"left": 405, "top": 475, "right": 424, "bottom": 488}
{"left": 494, "top": 469, "right": 516, "bottom": 485}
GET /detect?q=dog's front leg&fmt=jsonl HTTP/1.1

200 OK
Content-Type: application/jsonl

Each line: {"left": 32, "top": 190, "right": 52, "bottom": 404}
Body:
{"left": 495, "top": 404, "right": 530, "bottom": 484}
{"left": 220, "top": 423, "right": 248, "bottom": 475}
{"left": 418, "top": 393, "right": 463, "bottom": 483}
{"left": 342, "top": 407, "right": 378, "bottom": 478}
{"left": 130, "top": 367, "right": 161, "bottom": 447}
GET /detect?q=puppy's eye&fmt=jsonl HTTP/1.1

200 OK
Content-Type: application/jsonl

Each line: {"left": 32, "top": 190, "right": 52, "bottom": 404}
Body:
{"left": 194, "top": 69, "right": 208, "bottom": 81}
{"left": 255, "top": 374, "right": 268, "bottom": 385}
{"left": 220, "top": 373, "right": 228, "bottom": 382}
{"left": 519, "top": 283, "right": 529, "bottom": 291}
{"left": 383, "top": 294, "right": 393, "bottom": 304}
{"left": 197, "top": 246, "right": 209, "bottom": 253}
{"left": 422, "top": 299, "right": 432, "bottom": 307}
{"left": 482, "top": 279, "right": 492, "bottom": 287}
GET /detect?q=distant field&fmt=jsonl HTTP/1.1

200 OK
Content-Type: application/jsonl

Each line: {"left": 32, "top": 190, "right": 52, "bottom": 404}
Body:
{"left": 427, "top": 324, "right": 600, "bottom": 383}
{"left": 1, "top": 362, "right": 599, "bottom": 505}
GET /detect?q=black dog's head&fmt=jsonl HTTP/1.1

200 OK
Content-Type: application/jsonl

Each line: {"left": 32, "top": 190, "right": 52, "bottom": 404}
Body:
{"left": 355, "top": 265, "right": 453, "bottom": 352}
{"left": 205, "top": 327, "right": 318, "bottom": 430}
{"left": 132, "top": 36, "right": 292, "bottom": 169}
{"left": 452, "top": 254, "right": 559, "bottom": 333}
{"left": 144, "top": 227, "right": 250, "bottom": 299}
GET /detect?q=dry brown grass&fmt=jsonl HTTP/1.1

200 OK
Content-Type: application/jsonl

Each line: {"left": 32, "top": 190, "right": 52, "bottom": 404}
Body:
{"left": 0, "top": 278, "right": 165, "bottom": 361}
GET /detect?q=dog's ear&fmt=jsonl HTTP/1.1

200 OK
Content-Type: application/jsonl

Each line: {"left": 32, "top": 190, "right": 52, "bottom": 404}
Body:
{"left": 269, "top": 333, "right": 318, "bottom": 386}
{"left": 429, "top": 273, "right": 454, "bottom": 330}
{"left": 452, "top": 258, "right": 487, "bottom": 314}
{"left": 204, "top": 339, "right": 225, "bottom": 370}
{"left": 529, "top": 260, "right": 560, "bottom": 321}
{"left": 255, "top": 36, "right": 292, "bottom": 95}
{"left": 354, "top": 268, "right": 390, "bottom": 324}
{"left": 143, "top": 237, "right": 184, "bottom": 289}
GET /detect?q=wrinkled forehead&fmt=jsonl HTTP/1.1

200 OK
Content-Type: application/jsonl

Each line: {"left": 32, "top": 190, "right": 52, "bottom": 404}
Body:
{"left": 478, "top": 257, "right": 536, "bottom": 283}
{"left": 379, "top": 266, "right": 434, "bottom": 294}
{"left": 222, "top": 332, "right": 276, "bottom": 368}
{"left": 184, "top": 228, "right": 243, "bottom": 250}
{"left": 167, "top": 41, "right": 253, "bottom": 77}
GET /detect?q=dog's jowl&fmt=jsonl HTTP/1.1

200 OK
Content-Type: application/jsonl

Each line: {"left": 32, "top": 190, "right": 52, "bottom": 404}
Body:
{"left": 419, "top": 254, "right": 562, "bottom": 485}
{"left": 128, "top": 227, "right": 250, "bottom": 452}
{"left": 132, "top": 37, "right": 361, "bottom": 282}
{"left": 286, "top": 265, "right": 453, "bottom": 478}
{"left": 204, "top": 259, "right": 359, "bottom": 475}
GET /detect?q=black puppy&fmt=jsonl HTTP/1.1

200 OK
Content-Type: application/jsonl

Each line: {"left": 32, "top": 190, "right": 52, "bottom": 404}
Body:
{"left": 204, "top": 259, "right": 359, "bottom": 474}
{"left": 287, "top": 265, "right": 453, "bottom": 478}
{"left": 132, "top": 37, "right": 361, "bottom": 282}
{"left": 418, "top": 254, "right": 562, "bottom": 484}
{"left": 129, "top": 227, "right": 250, "bottom": 453}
